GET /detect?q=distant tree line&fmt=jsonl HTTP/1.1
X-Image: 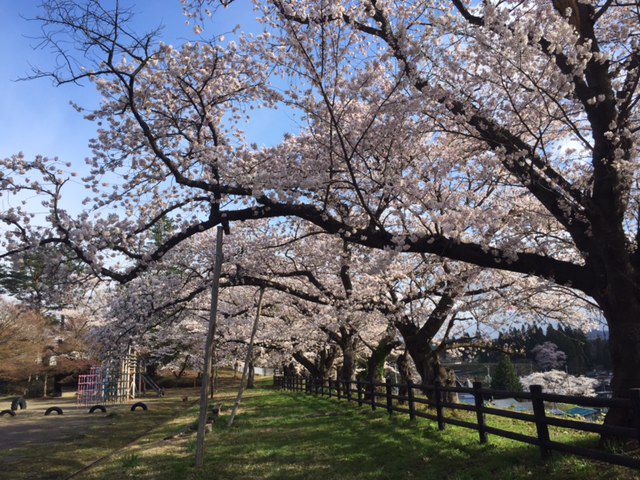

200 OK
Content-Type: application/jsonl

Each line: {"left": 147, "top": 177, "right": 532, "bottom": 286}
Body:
{"left": 476, "top": 325, "right": 611, "bottom": 374}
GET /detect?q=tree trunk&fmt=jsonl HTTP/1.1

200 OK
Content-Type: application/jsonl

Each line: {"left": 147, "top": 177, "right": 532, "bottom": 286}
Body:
{"left": 600, "top": 300, "right": 640, "bottom": 430}
{"left": 392, "top": 284, "right": 463, "bottom": 401}
{"left": 396, "top": 323, "right": 458, "bottom": 402}
{"left": 293, "top": 353, "right": 318, "bottom": 377}
{"left": 194, "top": 226, "right": 224, "bottom": 469}
{"left": 229, "top": 287, "right": 265, "bottom": 427}
{"left": 328, "top": 326, "right": 358, "bottom": 382}
{"left": 293, "top": 346, "right": 338, "bottom": 379}
{"left": 53, "top": 374, "right": 63, "bottom": 397}
{"left": 396, "top": 351, "right": 412, "bottom": 405}
{"left": 339, "top": 339, "right": 358, "bottom": 382}
{"left": 247, "top": 362, "right": 255, "bottom": 389}
{"left": 176, "top": 355, "right": 190, "bottom": 379}
{"left": 365, "top": 334, "right": 400, "bottom": 385}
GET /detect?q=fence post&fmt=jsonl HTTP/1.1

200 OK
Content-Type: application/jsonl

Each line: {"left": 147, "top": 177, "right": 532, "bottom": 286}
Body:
{"left": 370, "top": 380, "right": 377, "bottom": 411}
{"left": 320, "top": 377, "right": 325, "bottom": 396}
{"left": 386, "top": 380, "right": 393, "bottom": 414}
{"left": 473, "top": 381, "right": 488, "bottom": 444}
{"left": 530, "top": 384, "right": 551, "bottom": 459}
{"left": 337, "top": 379, "right": 342, "bottom": 400}
{"left": 434, "top": 380, "right": 445, "bottom": 430}
{"left": 328, "top": 378, "right": 333, "bottom": 398}
{"left": 346, "top": 381, "right": 352, "bottom": 402}
{"left": 631, "top": 388, "right": 640, "bottom": 445}
{"left": 407, "top": 380, "right": 416, "bottom": 420}
{"left": 357, "top": 380, "right": 363, "bottom": 406}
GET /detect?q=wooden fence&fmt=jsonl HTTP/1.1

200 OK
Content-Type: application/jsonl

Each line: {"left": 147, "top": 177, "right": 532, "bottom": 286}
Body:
{"left": 274, "top": 374, "right": 640, "bottom": 470}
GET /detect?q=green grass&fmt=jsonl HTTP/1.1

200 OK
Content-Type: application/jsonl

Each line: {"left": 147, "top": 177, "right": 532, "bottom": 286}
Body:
{"left": 79, "top": 381, "right": 639, "bottom": 480}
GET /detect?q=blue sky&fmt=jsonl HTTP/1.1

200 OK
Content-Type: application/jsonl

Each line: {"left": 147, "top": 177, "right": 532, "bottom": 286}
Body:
{"left": 0, "top": 0, "right": 293, "bottom": 175}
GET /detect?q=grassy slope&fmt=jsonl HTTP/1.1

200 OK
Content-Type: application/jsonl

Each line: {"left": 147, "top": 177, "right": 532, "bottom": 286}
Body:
{"left": 82, "top": 381, "right": 639, "bottom": 480}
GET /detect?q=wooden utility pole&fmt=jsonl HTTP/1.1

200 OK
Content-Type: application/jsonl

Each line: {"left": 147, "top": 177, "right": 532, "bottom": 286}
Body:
{"left": 228, "top": 287, "right": 265, "bottom": 427}
{"left": 194, "top": 226, "right": 224, "bottom": 468}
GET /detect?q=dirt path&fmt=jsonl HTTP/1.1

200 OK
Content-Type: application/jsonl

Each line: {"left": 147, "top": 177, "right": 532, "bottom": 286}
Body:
{"left": 0, "top": 393, "right": 117, "bottom": 450}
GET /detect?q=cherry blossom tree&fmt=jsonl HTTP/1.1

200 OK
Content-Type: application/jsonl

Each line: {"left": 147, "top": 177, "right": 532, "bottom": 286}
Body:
{"left": 2, "top": 0, "right": 638, "bottom": 430}
{"left": 520, "top": 370, "right": 599, "bottom": 397}
{"left": 189, "top": 0, "right": 640, "bottom": 427}
{"left": 532, "top": 341, "right": 568, "bottom": 371}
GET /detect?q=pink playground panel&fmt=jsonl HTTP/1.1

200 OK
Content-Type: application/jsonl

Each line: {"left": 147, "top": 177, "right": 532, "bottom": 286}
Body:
{"left": 77, "top": 354, "right": 139, "bottom": 405}
{"left": 77, "top": 366, "right": 103, "bottom": 406}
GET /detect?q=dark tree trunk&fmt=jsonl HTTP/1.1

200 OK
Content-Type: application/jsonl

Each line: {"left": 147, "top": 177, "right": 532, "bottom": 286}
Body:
{"left": 176, "top": 355, "right": 190, "bottom": 379}
{"left": 293, "top": 346, "right": 338, "bottom": 379}
{"left": 247, "top": 362, "right": 255, "bottom": 389}
{"left": 321, "top": 326, "right": 359, "bottom": 382}
{"left": 53, "top": 374, "right": 63, "bottom": 397}
{"left": 293, "top": 352, "right": 316, "bottom": 375}
{"left": 338, "top": 333, "right": 358, "bottom": 382}
{"left": 396, "top": 351, "right": 411, "bottom": 405}
{"left": 365, "top": 333, "right": 400, "bottom": 385}
{"left": 598, "top": 297, "right": 640, "bottom": 430}
{"left": 584, "top": 208, "right": 640, "bottom": 431}
{"left": 317, "top": 346, "right": 338, "bottom": 378}
{"left": 401, "top": 332, "right": 455, "bottom": 393}
{"left": 338, "top": 338, "right": 358, "bottom": 382}
{"left": 393, "top": 284, "right": 462, "bottom": 401}
{"left": 282, "top": 362, "right": 296, "bottom": 377}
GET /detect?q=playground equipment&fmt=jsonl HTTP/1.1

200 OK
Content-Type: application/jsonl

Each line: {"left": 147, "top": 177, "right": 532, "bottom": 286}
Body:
{"left": 77, "top": 350, "right": 140, "bottom": 406}
{"left": 77, "top": 349, "right": 164, "bottom": 406}
{"left": 140, "top": 374, "right": 164, "bottom": 396}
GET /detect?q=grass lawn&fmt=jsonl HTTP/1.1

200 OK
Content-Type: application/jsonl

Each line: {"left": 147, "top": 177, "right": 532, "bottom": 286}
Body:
{"left": 77, "top": 379, "right": 639, "bottom": 480}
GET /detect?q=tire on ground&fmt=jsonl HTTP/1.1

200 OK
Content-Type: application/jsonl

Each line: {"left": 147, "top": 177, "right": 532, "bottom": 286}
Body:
{"left": 0, "top": 409, "right": 16, "bottom": 417}
{"left": 10, "top": 397, "right": 27, "bottom": 411}
{"left": 130, "top": 402, "right": 148, "bottom": 412}
{"left": 89, "top": 405, "right": 107, "bottom": 414}
{"left": 44, "top": 406, "right": 63, "bottom": 415}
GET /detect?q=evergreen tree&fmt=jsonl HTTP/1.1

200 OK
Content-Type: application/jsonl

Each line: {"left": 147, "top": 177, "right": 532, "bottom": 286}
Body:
{"left": 491, "top": 354, "right": 523, "bottom": 392}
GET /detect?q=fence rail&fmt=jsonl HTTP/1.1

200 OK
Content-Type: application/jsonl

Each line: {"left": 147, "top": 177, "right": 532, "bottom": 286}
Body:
{"left": 274, "top": 374, "right": 640, "bottom": 470}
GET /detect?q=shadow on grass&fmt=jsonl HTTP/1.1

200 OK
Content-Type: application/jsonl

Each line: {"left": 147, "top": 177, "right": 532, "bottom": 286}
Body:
{"left": 82, "top": 387, "right": 638, "bottom": 480}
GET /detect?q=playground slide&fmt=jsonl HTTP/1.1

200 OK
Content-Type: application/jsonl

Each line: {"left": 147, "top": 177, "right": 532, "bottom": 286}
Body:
{"left": 141, "top": 374, "right": 165, "bottom": 396}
